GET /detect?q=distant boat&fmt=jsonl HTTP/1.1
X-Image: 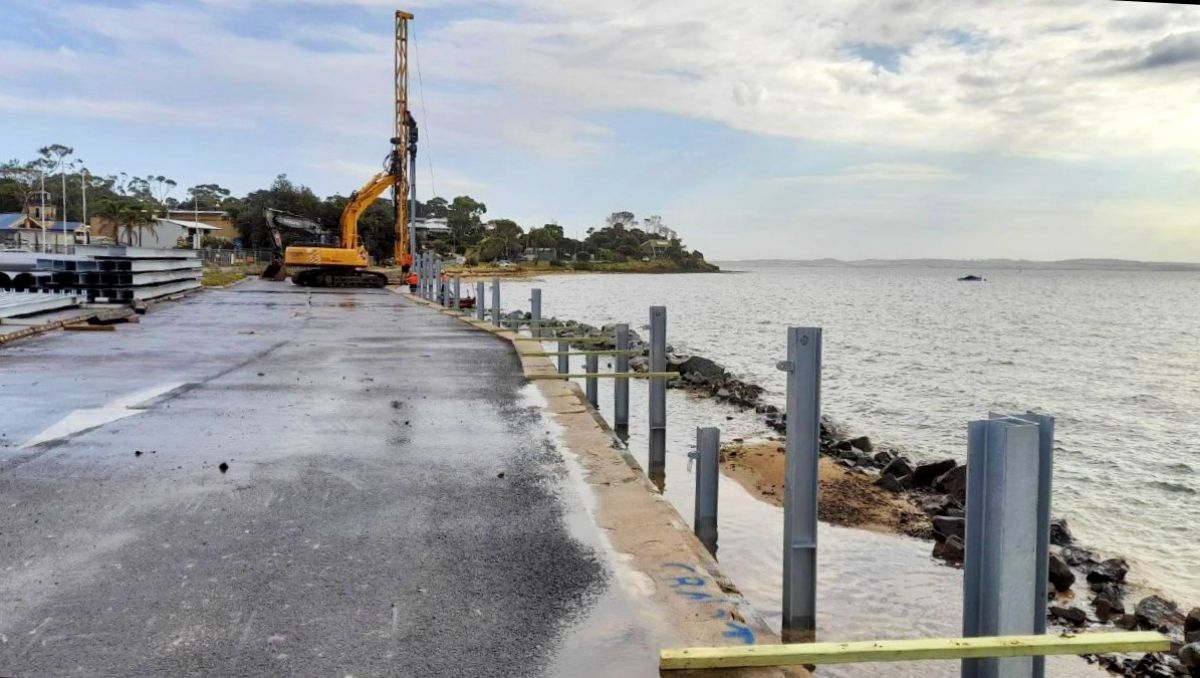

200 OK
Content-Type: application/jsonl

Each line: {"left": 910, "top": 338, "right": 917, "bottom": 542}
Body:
{"left": 958, "top": 274, "right": 985, "bottom": 282}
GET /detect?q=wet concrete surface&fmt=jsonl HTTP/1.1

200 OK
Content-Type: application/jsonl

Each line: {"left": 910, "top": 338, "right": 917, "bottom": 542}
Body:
{"left": 0, "top": 281, "right": 661, "bottom": 677}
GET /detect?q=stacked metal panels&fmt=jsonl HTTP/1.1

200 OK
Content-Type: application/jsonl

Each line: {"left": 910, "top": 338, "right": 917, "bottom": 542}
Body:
{"left": 0, "top": 290, "right": 83, "bottom": 319}
{"left": 35, "top": 246, "right": 201, "bottom": 302}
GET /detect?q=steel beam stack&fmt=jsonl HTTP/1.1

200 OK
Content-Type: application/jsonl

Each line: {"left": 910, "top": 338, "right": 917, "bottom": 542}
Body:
{"left": 0, "top": 290, "right": 83, "bottom": 319}
{"left": 34, "top": 246, "right": 201, "bottom": 302}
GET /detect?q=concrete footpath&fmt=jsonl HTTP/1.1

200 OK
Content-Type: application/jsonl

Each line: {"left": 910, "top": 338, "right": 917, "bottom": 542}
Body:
{"left": 0, "top": 280, "right": 781, "bottom": 677}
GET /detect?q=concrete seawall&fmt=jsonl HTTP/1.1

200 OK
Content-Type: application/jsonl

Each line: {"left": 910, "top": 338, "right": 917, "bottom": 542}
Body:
{"left": 403, "top": 291, "right": 796, "bottom": 675}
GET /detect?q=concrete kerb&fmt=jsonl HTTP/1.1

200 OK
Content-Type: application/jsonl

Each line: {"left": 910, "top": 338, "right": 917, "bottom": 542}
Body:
{"left": 397, "top": 290, "right": 796, "bottom": 677}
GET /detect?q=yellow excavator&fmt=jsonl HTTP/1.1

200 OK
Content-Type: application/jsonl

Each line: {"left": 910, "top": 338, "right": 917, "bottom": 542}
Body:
{"left": 263, "top": 10, "right": 416, "bottom": 288}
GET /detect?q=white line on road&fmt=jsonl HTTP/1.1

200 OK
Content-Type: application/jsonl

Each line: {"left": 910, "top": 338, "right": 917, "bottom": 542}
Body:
{"left": 20, "top": 382, "right": 187, "bottom": 448}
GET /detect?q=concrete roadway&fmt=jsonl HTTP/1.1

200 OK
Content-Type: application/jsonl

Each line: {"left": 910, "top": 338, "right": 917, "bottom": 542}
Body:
{"left": 0, "top": 280, "right": 662, "bottom": 677}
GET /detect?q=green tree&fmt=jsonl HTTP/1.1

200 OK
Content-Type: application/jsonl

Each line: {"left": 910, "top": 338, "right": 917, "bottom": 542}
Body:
{"left": 446, "top": 195, "right": 486, "bottom": 248}
{"left": 488, "top": 219, "right": 523, "bottom": 259}
{"left": 476, "top": 236, "right": 505, "bottom": 262}
{"left": 185, "top": 183, "right": 232, "bottom": 210}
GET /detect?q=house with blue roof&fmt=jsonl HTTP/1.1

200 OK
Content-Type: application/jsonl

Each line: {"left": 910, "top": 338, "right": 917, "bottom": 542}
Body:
{"left": 0, "top": 211, "right": 89, "bottom": 251}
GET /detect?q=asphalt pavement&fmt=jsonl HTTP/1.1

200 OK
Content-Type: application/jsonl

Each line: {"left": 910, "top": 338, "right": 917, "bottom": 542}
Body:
{"left": 0, "top": 280, "right": 661, "bottom": 677}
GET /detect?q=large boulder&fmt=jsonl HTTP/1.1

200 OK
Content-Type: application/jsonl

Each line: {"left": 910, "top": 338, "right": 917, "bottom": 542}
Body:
{"left": 1180, "top": 643, "right": 1200, "bottom": 669}
{"left": 677, "top": 355, "right": 726, "bottom": 382}
{"left": 932, "top": 515, "right": 965, "bottom": 542}
{"left": 1092, "top": 583, "right": 1125, "bottom": 621}
{"left": 1050, "top": 605, "right": 1088, "bottom": 627}
{"left": 1048, "top": 553, "right": 1075, "bottom": 592}
{"left": 936, "top": 535, "right": 965, "bottom": 564}
{"left": 875, "top": 473, "right": 911, "bottom": 493}
{"left": 1136, "top": 595, "right": 1183, "bottom": 632}
{"left": 1050, "top": 518, "right": 1073, "bottom": 546}
{"left": 1061, "top": 545, "right": 1098, "bottom": 568}
{"left": 1086, "top": 558, "right": 1129, "bottom": 587}
{"left": 882, "top": 457, "right": 914, "bottom": 479}
{"left": 1186, "top": 608, "right": 1200, "bottom": 635}
{"left": 848, "top": 436, "right": 873, "bottom": 453}
{"left": 936, "top": 465, "right": 968, "bottom": 504}
{"left": 913, "top": 459, "right": 957, "bottom": 489}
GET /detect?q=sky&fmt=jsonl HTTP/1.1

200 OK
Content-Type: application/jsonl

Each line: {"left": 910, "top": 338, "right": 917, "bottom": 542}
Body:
{"left": 2, "top": 0, "right": 1200, "bottom": 261}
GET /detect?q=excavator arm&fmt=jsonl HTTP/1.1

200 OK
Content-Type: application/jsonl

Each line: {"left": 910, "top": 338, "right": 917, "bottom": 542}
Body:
{"left": 339, "top": 170, "right": 398, "bottom": 251}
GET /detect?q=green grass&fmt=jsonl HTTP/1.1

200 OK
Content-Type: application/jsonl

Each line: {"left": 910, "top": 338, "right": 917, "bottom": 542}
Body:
{"left": 201, "top": 268, "right": 248, "bottom": 287}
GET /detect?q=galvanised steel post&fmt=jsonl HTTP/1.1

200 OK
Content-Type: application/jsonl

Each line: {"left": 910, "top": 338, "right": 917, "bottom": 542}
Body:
{"left": 694, "top": 426, "right": 720, "bottom": 557}
{"left": 475, "top": 281, "right": 485, "bottom": 320}
{"left": 530, "top": 288, "right": 541, "bottom": 338}
{"left": 491, "top": 277, "right": 501, "bottom": 327}
{"left": 453, "top": 275, "right": 461, "bottom": 310}
{"left": 557, "top": 340, "right": 569, "bottom": 374}
{"left": 435, "top": 256, "right": 444, "bottom": 305}
{"left": 614, "top": 323, "right": 630, "bottom": 429}
{"left": 421, "top": 252, "right": 427, "bottom": 298}
{"left": 426, "top": 252, "right": 435, "bottom": 300}
{"left": 777, "top": 326, "right": 821, "bottom": 641}
{"left": 585, "top": 353, "right": 599, "bottom": 407}
{"left": 415, "top": 253, "right": 424, "bottom": 295}
{"left": 648, "top": 306, "right": 667, "bottom": 484}
{"left": 962, "top": 413, "right": 1054, "bottom": 678}
{"left": 418, "top": 252, "right": 426, "bottom": 298}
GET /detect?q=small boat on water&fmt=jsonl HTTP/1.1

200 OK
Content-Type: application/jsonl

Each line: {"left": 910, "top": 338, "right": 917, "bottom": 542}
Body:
{"left": 958, "top": 274, "right": 985, "bottom": 282}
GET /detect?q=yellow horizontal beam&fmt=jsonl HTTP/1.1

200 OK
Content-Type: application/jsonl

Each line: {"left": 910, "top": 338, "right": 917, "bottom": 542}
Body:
{"left": 659, "top": 632, "right": 1169, "bottom": 670}
{"left": 527, "top": 372, "right": 679, "bottom": 380}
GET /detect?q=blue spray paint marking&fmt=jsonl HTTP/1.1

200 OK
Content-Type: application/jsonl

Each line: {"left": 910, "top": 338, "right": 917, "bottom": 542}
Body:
{"left": 723, "top": 621, "right": 756, "bottom": 645}
{"left": 659, "top": 563, "right": 756, "bottom": 644}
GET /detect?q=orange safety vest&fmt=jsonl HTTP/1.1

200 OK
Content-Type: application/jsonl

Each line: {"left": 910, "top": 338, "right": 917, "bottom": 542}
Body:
{"left": 406, "top": 273, "right": 418, "bottom": 286}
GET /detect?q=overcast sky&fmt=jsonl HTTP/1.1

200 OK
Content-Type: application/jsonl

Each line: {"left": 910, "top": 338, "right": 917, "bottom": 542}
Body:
{"left": 3, "top": 0, "right": 1199, "bottom": 260}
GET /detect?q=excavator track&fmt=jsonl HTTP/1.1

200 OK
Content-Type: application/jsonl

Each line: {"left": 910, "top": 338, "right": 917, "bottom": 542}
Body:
{"left": 291, "top": 267, "right": 388, "bottom": 289}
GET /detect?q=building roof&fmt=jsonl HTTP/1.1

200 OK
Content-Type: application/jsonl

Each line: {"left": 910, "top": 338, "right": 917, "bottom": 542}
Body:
{"left": 166, "top": 209, "right": 228, "bottom": 217}
{"left": 0, "top": 213, "right": 27, "bottom": 229}
{"left": 414, "top": 217, "right": 450, "bottom": 233}
{"left": 157, "top": 218, "right": 220, "bottom": 231}
{"left": 0, "top": 214, "right": 88, "bottom": 232}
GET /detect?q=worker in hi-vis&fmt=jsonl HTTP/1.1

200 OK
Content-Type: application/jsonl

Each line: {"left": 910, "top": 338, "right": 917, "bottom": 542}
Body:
{"left": 407, "top": 272, "right": 418, "bottom": 293}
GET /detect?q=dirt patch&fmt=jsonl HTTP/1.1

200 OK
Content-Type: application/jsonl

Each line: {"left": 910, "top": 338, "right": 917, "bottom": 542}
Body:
{"left": 721, "top": 439, "right": 931, "bottom": 539}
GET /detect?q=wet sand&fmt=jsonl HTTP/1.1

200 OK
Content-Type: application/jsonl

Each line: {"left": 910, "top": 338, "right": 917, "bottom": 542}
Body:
{"left": 721, "top": 439, "right": 931, "bottom": 540}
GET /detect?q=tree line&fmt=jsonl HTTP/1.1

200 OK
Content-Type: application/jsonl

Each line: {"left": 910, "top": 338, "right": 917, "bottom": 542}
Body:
{"left": 1, "top": 145, "right": 712, "bottom": 269}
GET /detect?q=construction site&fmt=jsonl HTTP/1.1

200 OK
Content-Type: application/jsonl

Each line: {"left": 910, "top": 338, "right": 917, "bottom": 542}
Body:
{"left": 2, "top": 6, "right": 1196, "bottom": 678}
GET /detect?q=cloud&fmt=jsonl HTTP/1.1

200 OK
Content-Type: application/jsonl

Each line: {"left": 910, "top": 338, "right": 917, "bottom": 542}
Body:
{"left": 0, "top": 93, "right": 246, "bottom": 129}
{"left": 772, "top": 163, "right": 965, "bottom": 185}
{"left": 1123, "top": 31, "right": 1200, "bottom": 71}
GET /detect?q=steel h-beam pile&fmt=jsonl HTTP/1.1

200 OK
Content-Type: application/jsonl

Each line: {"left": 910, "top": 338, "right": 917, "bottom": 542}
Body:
{"left": 36, "top": 246, "right": 201, "bottom": 302}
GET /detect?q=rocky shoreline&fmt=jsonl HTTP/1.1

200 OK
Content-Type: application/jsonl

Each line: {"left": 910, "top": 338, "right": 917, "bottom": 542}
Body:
{"left": 521, "top": 314, "right": 1199, "bottom": 677}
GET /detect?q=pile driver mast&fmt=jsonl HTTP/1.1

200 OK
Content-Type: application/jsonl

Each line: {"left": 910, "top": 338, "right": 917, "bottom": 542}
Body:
{"left": 393, "top": 10, "right": 416, "bottom": 271}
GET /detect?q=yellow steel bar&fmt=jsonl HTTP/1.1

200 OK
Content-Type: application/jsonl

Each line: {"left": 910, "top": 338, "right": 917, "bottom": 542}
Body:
{"left": 520, "top": 350, "right": 642, "bottom": 357}
{"left": 659, "top": 632, "right": 1169, "bottom": 671}
{"left": 527, "top": 372, "right": 679, "bottom": 380}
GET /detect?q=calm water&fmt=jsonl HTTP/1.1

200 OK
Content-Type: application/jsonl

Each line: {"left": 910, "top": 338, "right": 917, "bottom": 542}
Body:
{"left": 501, "top": 265, "right": 1200, "bottom": 609}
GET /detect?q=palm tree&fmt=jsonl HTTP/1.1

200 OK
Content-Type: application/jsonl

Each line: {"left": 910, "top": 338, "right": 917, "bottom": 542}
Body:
{"left": 94, "top": 200, "right": 127, "bottom": 244}
{"left": 126, "top": 203, "right": 154, "bottom": 246}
